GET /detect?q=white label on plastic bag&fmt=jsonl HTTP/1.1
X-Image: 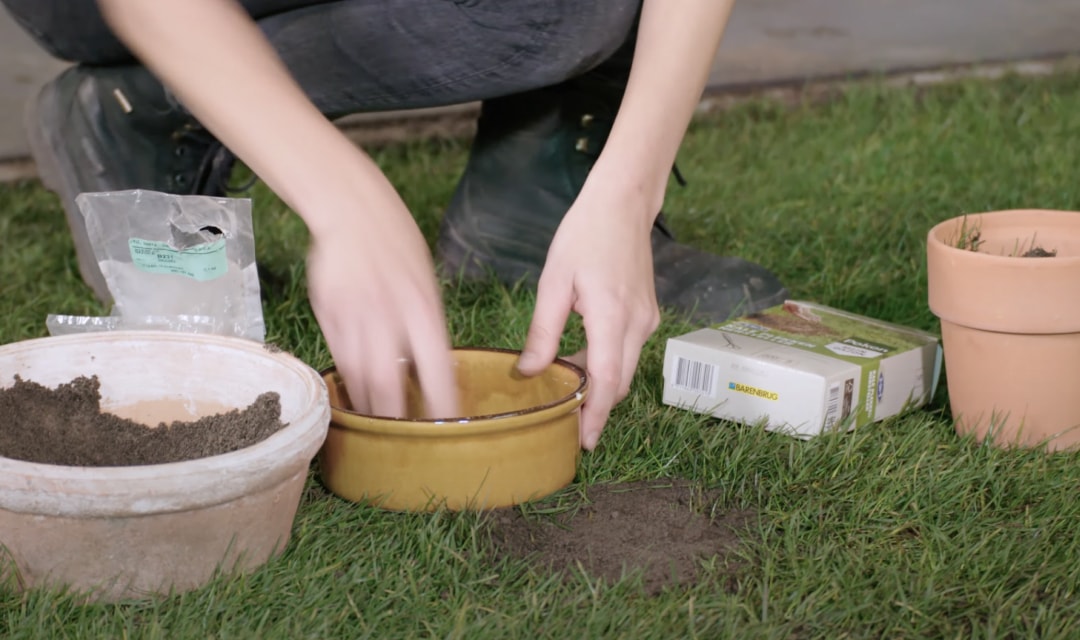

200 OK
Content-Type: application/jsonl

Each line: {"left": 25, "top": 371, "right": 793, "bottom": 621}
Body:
{"left": 128, "top": 237, "right": 228, "bottom": 281}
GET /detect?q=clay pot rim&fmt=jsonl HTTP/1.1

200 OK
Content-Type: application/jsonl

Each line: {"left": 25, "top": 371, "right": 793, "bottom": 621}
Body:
{"left": 0, "top": 331, "right": 329, "bottom": 517}
{"left": 927, "top": 209, "right": 1080, "bottom": 266}
{"left": 322, "top": 347, "right": 588, "bottom": 437}
{"left": 927, "top": 209, "right": 1080, "bottom": 334}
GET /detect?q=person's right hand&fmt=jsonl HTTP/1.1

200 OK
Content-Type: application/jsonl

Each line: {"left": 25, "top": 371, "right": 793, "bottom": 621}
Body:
{"left": 304, "top": 182, "right": 459, "bottom": 421}
{"left": 95, "top": 0, "right": 457, "bottom": 418}
{"left": 96, "top": 0, "right": 459, "bottom": 420}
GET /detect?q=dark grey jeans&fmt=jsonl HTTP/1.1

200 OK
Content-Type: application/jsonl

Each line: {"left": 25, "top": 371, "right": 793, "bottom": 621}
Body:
{"left": 3, "top": 0, "right": 642, "bottom": 117}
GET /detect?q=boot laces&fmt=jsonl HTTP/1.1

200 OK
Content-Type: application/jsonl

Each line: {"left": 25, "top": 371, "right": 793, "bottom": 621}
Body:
{"left": 110, "top": 83, "right": 256, "bottom": 198}
{"left": 569, "top": 108, "right": 686, "bottom": 239}
{"left": 173, "top": 123, "right": 256, "bottom": 197}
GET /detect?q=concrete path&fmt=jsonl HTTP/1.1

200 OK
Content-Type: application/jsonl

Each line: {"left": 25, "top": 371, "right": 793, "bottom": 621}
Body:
{"left": 706, "top": 0, "right": 1080, "bottom": 89}
{"left": 2, "top": 0, "right": 1080, "bottom": 170}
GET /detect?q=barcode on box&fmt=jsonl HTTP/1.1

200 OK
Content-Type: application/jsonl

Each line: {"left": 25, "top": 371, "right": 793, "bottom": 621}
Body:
{"left": 673, "top": 356, "right": 718, "bottom": 397}
{"left": 823, "top": 382, "right": 841, "bottom": 429}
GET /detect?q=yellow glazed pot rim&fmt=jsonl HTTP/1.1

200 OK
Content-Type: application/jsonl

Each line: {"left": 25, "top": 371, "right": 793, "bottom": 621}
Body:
{"left": 321, "top": 347, "right": 589, "bottom": 437}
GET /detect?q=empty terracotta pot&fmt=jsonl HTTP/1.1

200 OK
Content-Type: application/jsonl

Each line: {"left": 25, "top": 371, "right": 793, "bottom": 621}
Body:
{"left": 319, "top": 348, "right": 588, "bottom": 511}
{"left": 0, "top": 331, "right": 329, "bottom": 601}
{"left": 927, "top": 209, "right": 1080, "bottom": 450}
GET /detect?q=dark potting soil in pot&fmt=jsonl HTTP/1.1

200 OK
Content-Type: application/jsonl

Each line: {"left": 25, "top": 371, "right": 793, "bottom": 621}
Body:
{"left": 489, "top": 479, "right": 756, "bottom": 595}
{"left": 1021, "top": 246, "right": 1057, "bottom": 257}
{"left": 0, "top": 375, "right": 286, "bottom": 467}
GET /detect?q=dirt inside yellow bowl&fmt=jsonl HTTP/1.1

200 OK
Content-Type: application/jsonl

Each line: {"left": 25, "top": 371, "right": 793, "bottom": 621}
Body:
{"left": 326, "top": 348, "right": 585, "bottom": 421}
{"left": 319, "top": 348, "right": 588, "bottom": 511}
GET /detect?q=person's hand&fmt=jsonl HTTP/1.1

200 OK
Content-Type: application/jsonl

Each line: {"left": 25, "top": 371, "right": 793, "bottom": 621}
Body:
{"left": 304, "top": 183, "right": 459, "bottom": 420}
{"left": 516, "top": 180, "right": 661, "bottom": 450}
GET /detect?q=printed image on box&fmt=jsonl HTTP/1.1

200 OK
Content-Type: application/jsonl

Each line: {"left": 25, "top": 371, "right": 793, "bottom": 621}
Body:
{"left": 661, "top": 301, "right": 943, "bottom": 438}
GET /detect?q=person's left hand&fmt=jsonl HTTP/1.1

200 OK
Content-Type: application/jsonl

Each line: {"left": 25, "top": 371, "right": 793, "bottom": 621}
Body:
{"left": 515, "top": 179, "right": 661, "bottom": 451}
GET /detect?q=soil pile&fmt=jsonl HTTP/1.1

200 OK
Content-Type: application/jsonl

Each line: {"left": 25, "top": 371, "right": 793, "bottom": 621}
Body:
{"left": 0, "top": 375, "right": 285, "bottom": 466}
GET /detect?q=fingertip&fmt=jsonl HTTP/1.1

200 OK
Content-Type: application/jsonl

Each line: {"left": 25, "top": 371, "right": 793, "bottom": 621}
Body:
{"left": 521, "top": 280, "right": 573, "bottom": 375}
{"left": 427, "top": 376, "right": 461, "bottom": 419}
{"left": 515, "top": 350, "right": 537, "bottom": 371}
{"left": 336, "top": 364, "right": 367, "bottom": 414}
{"left": 579, "top": 405, "right": 609, "bottom": 452}
{"left": 515, "top": 350, "right": 550, "bottom": 376}
{"left": 518, "top": 334, "right": 558, "bottom": 375}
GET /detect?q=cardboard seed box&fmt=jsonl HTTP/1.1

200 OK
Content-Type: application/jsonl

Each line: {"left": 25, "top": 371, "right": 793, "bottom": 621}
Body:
{"left": 661, "top": 301, "right": 943, "bottom": 438}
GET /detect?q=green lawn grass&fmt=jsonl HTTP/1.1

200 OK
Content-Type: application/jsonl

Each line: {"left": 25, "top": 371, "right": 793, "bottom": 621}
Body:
{"left": 4, "top": 69, "right": 1080, "bottom": 638}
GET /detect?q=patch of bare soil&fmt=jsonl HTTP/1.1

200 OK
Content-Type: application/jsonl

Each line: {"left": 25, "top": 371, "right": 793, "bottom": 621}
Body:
{"left": 0, "top": 375, "right": 285, "bottom": 466}
{"left": 490, "top": 479, "right": 756, "bottom": 595}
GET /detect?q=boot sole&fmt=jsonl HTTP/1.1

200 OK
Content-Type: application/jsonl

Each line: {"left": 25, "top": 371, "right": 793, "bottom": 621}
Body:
{"left": 24, "top": 80, "right": 113, "bottom": 304}
{"left": 662, "top": 276, "right": 791, "bottom": 326}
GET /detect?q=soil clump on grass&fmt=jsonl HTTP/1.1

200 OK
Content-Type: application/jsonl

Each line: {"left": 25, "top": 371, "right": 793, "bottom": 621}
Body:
{"left": 0, "top": 375, "right": 285, "bottom": 467}
{"left": 490, "top": 479, "right": 755, "bottom": 595}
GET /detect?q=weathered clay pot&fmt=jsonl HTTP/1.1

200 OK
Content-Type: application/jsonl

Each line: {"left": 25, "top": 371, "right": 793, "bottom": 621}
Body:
{"left": 320, "top": 348, "right": 587, "bottom": 511}
{"left": 927, "top": 209, "right": 1080, "bottom": 450}
{"left": 0, "top": 331, "right": 329, "bottom": 601}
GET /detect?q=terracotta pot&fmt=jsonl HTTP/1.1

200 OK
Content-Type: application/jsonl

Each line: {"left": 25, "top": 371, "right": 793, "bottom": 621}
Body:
{"left": 319, "top": 348, "right": 587, "bottom": 511}
{"left": 927, "top": 209, "right": 1080, "bottom": 450}
{"left": 0, "top": 331, "right": 329, "bottom": 601}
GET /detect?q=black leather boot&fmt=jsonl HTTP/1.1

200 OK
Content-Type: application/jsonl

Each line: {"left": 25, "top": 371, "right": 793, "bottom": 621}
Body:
{"left": 26, "top": 64, "right": 238, "bottom": 302}
{"left": 435, "top": 38, "right": 788, "bottom": 323}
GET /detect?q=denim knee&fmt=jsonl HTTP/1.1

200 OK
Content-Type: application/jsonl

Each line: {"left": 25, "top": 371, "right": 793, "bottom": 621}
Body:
{"left": 2, "top": 0, "right": 131, "bottom": 64}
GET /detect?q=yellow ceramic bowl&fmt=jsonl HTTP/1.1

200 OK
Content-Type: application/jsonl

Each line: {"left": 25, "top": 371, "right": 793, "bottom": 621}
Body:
{"left": 319, "top": 348, "right": 588, "bottom": 511}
